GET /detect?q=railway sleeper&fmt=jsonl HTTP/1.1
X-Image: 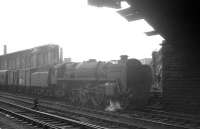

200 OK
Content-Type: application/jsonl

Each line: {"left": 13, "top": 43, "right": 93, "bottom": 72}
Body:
{"left": 53, "top": 123, "right": 70, "bottom": 126}
{"left": 48, "top": 121, "right": 66, "bottom": 124}
{"left": 42, "top": 119, "right": 57, "bottom": 122}
{"left": 61, "top": 127, "right": 80, "bottom": 129}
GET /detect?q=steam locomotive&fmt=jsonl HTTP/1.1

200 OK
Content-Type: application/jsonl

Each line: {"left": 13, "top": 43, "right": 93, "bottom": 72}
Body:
{"left": 0, "top": 54, "right": 153, "bottom": 111}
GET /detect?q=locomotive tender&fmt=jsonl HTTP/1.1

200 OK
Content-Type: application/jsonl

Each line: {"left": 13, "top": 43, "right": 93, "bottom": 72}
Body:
{"left": 0, "top": 45, "right": 153, "bottom": 110}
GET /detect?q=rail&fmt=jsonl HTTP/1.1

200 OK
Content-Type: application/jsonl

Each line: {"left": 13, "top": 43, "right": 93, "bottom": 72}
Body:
{"left": 0, "top": 100, "right": 109, "bottom": 129}
{"left": 0, "top": 92, "right": 198, "bottom": 129}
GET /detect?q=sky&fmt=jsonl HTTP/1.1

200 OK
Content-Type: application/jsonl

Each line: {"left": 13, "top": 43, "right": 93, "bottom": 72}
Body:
{"left": 0, "top": 0, "right": 164, "bottom": 62}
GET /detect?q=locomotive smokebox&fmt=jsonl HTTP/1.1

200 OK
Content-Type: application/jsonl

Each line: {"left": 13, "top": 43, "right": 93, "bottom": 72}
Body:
{"left": 120, "top": 55, "right": 128, "bottom": 63}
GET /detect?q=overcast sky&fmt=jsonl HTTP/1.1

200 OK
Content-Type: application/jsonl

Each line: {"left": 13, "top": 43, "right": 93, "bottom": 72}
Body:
{"left": 0, "top": 0, "right": 163, "bottom": 61}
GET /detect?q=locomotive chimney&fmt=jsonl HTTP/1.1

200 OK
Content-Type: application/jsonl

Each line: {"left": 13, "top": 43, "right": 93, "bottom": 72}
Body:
{"left": 4, "top": 45, "right": 7, "bottom": 55}
{"left": 120, "top": 55, "right": 128, "bottom": 63}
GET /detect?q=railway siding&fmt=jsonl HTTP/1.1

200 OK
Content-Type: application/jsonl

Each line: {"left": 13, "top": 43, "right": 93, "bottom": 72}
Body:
{"left": 0, "top": 92, "right": 198, "bottom": 129}
{"left": 0, "top": 99, "right": 110, "bottom": 129}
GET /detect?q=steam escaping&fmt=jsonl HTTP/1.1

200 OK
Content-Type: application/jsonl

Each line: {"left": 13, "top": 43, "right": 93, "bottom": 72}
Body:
{"left": 105, "top": 100, "right": 122, "bottom": 112}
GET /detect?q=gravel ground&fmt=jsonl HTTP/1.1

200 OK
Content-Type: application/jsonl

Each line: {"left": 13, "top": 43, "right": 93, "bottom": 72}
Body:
{"left": 0, "top": 112, "right": 36, "bottom": 129}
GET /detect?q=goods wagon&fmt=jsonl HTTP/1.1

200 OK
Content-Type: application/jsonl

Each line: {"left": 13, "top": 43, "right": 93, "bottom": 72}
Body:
{"left": 0, "top": 70, "right": 8, "bottom": 86}
{"left": 25, "top": 69, "right": 31, "bottom": 86}
{"left": 13, "top": 70, "right": 19, "bottom": 85}
{"left": 31, "top": 72, "right": 48, "bottom": 87}
{"left": 12, "top": 69, "right": 31, "bottom": 86}
{"left": 18, "top": 69, "right": 26, "bottom": 86}
{"left": 7, "top": 70, "right": 14, "bottom": 85}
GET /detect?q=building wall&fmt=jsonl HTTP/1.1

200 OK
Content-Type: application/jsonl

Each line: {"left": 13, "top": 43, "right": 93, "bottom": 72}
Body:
{"left": 0, "top": 44, "right": 60, "bottom": 70}
{"left": 162, "top": 42, "right": 200, "bottom": 114}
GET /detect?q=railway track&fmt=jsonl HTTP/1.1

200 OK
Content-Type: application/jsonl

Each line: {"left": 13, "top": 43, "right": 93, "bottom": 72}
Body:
{"left": 0, "top": 94, "right": 145, "bottom": 129}
{"left": 0, "top": 99, "right": 112, "bottom": 129}
{"left": 0, "top": 92, "right": 199, "bottom": 129}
